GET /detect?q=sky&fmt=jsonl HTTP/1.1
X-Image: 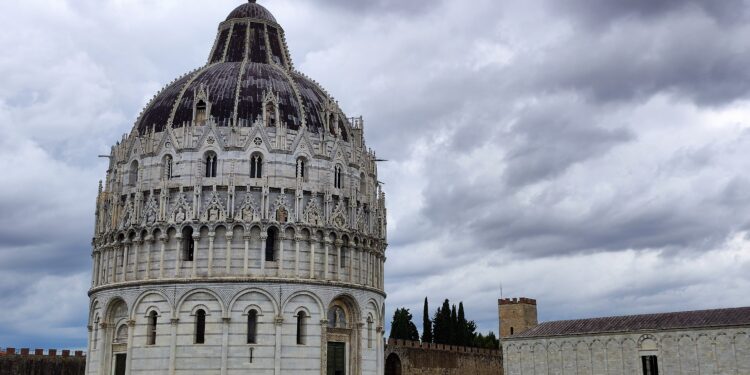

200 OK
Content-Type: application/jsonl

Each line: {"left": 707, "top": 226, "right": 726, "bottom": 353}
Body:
{"left": 1, "top": 0, "right": 750, "bottom": 349}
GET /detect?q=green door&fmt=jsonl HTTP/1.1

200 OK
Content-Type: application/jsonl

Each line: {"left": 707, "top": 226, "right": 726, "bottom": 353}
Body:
{"left": 327, "top": 342, "right": 346, "bottom": 375}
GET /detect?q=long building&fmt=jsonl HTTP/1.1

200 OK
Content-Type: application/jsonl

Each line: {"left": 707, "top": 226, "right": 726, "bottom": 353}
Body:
{"left": 500, "top": 298, "right": 750, "bottom": 375}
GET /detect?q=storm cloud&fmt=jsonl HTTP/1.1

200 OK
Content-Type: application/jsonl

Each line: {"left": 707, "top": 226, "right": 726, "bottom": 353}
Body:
{"left": 2, "top": 0, "right": 750, "bottom": 348}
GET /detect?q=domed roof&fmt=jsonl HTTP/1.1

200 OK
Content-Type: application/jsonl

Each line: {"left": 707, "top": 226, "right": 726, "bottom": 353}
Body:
{"left": 226, "top": 0, "right": 277, "bottom": 23}
{"left": 134, "top": 1, "right": 341, "bottom": 135}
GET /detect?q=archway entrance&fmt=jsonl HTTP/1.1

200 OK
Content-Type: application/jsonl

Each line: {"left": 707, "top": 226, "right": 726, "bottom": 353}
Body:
{"left": 385, "top": 353, "right": 402, "bottom": 375}
{"left": 327, "top": 342, "right": 346, "bottom": 375}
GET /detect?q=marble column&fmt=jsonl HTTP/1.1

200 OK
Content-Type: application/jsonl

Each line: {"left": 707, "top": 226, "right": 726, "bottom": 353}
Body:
{"left": 335, "top": 241, "right": 342, "bottom": 282}
{"left": 260, "top": 233, "right": 267, "bottom": 275}
{"left": 144, "top": 237, "right": 153, "bottom": 280}
{"left": 278, "top": 232, "right": 285, "bottom": 277}
{"left": 124, "top": 319, "right": 135, "bottom": 375}
{"left": 169, "top": 318, "right": 179, "bottom": 375}
{"left": 309, "top": 240, "right": 316, "bottom": 279}
{"left": 132, "top": 239, "right": 142, "bottom": 280}
{"left": 225, "top": 231, "right": 233, "bottom": 276}
{"left": 324, "top": 238, "right": 330, "bottom": 280}
{"left": 294, "top": 235, "right": 301, "bottom": 278}
{"left": 208, "top": 232, "right": 215, "bottom": 277}
{"left": 221, "top": 317, "right": 230, "bottom": 375}
{"left": 191, "top": 235, "right": 199, "bottom": 278}
{"left": 159, "top": 235, "right": 167, "bottom": 279}
{"left": 244, "top": 235, "right": 251, "bottom": 276}
{"left": 274, "top": 316, "right": 283, "bottom": 374}
{"left": 122, "top": 241, "right": 130, "bottom": 282}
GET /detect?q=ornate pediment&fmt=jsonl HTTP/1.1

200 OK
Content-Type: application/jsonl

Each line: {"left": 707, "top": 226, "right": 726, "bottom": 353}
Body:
{"left": 235, "top": 192, "right": 260, "bottom": 223}
{"left": 141, "top": 194, "right": 159, "bottom": 226}
{"left": 303, "top": 197, "right": 323, "bottom": 226}
{"left": 271, "top": 193, "right": 291, "bottom": 223}
{"left": 200, "top": 191, "right": 226, "bottom": 223}
{"left": 169, "top": 193, "right": 193, "bottom": 224}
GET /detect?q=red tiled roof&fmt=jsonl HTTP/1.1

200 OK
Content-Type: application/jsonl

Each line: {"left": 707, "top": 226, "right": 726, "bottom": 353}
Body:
{"left": 510, "top": 306, "right": 750, "bottom": 339}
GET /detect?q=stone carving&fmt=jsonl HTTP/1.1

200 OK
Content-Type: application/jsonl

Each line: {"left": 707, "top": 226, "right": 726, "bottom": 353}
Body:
{"left": 142, "top": 194, "right": 159, "bottom": 226}
{"left": 235, "top": 192, "right": 260, "bottom": 223}
{"left": 169, "top": 193, "right": 193, "bottom": 224}
{"left": 120, "top": 197, "right": 135, "bottom": 229}
{"left": 271, "top": 194, "right": 291, "bottom": 223}
{"left": 303, "top": 197, "right": 323, "bottom": 226}
{"left": 331, "top": 201, "right": 347, "bottom": 229}
{"left": 201, "top": 191, "right": 226, "bottom": 223}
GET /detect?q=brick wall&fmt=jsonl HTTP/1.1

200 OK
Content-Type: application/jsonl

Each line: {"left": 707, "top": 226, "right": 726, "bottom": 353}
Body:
{"left": 0, "top": 348, "right": 85, "bottom": 375}
{"left": 385, "top": 339, "right": 503, "bottom": 375}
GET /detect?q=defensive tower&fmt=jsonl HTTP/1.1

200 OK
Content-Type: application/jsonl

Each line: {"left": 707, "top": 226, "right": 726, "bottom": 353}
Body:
{"left": 498, "top": 298, "right": 538, "bottom": 339}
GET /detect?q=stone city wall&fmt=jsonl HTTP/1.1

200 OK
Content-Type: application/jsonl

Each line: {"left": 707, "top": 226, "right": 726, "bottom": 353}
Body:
{"left": 0, "top": 348, "right": 86, "bottom": 375}
{"left": 385, "top": 338, "right": 503, "bottom": 375}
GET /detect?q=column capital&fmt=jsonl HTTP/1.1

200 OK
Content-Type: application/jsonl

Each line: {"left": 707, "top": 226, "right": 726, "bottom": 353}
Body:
{"left": 274, "top": 316, "right": 284, "bottom": 326}
{"left": 127, "top": 319, "right": 136, "bottom": 327}
{"left": 225, "top": 231, "right": 234, "bottom": 239}
{"left": 170, "top": 318, "right": 180, "bottom": 325}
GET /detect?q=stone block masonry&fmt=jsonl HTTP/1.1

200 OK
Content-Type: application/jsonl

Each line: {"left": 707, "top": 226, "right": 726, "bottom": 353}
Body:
{"left": 0, "top": 348, "right": 85, "bottom": 375}
{"left": 385, "top": 339, "right": 503, "bottom": 375}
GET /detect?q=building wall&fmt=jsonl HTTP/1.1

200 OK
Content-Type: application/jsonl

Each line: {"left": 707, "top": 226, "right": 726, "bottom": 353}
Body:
{"left": 498, "top": 298, "right": 538, "bottom": 338}
{"left": 385, "top": 339, "right": 502, "bottom": 375}
{"left": 0, "top": 350, "right": 85, "bottom": 375}
{"left": 88, "top": 282, "right": 385, "bottom": 375}
{"left": 502, "top": 327, "right": 750, "bottom": 375}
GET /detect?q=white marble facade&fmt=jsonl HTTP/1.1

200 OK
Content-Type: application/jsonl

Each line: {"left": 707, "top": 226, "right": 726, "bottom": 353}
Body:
{"left": 87, "top": 2, "right": 387, "bottom": 374}
{"left": 503, "top": 328, "right": 750, "bottom": 375}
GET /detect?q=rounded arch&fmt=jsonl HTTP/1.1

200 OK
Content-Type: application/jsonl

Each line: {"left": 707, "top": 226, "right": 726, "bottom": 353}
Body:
{"left": 104, "top": 297, "right": 129, "bottom": 324}
{"left": 281, "top": 290, "right": 325, "bottom": 316}
{"left": 328, "top": 293, "right": 362, "bottom": 327}
{"left": 385, "top": 353, "right": 402, "bottom": 375}
{"left": 365, "top": 299, "right": 381, "bottom": 324}
{"left": 228, "top": 288, "right": 280, "bottom": 316}
{"left": 130, "top": 290, "right": 172, "bottom": 320}
{"left": 175, "top": 288, "right": 226, "bottom": 319}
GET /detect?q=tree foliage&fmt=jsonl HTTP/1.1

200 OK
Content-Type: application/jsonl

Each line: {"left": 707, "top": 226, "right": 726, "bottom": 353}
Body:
{"left": 389, "top": 308, "right": 420, "bottom": 341}
{"left": 421, "top": 297, "right": 433, "bottom": 343}
{"left": 421, "top": 298, "right": 497, "bottom": 349}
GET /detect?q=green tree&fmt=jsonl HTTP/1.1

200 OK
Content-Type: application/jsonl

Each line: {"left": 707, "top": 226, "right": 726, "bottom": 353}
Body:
{"left": 421, "top": 297, "right": 433, "bottom": 343}
{"left": 457, "top": 302, "right": 468, "bottom": 346}
{"left": 473, "top": 331, "right": 499, "bottom": 349}
{"left": 432, "top": 299, "right": 452, "bottom": 344}
{"left": 389, "top": 308, "right": 420, "bottom": 341}
{"left": 450, "top": 304, "right": 458, "bottom": 344}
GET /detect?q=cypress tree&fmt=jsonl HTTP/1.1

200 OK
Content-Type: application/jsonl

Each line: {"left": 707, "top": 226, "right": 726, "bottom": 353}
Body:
{"left": 421, "top": 297, "right": 433, "bottom": 343}
{"left": 433, "top": 299, "right": 452, "bottom": 344}
{"left": 457, "top": 302, "right": 468, "bottom": 346}
{"left": 450, "top": 304, "right": 458, "bottom": 345}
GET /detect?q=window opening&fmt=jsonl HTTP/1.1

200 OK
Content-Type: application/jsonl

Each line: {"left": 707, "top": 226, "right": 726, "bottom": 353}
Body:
{"left": 250, "top": 154, "right": 263, "bottom": 179}
{"left": 182, "top": 227, "right": 195, "bottom": 261}
{"left": 296, "top": 158, "right": 306, "bottom": 180}
{"left": 296, "top": 311, "right": 306, "bottom": 345}
{"left": 265, "top": 228, "right": 277, "bottom": 261}
{"left": 334, "top": 165, "right": 342, "bottom": 189}
{"left": 130, "top": 161, "right": 139, "bottom": 185}
{"left": 147, "top": 311, "right": 157, "bottom": 345}
{"left": 265, "top": 102, "right": 277, "bottom": 127}
{"left": 205, "top": 152, "right": 217, "bottom": 178}
{"left": 195, "top": 309, "right": 206, "bottom": 344}
{"left": 196, "top": 100, "right": 207, "bottom": 123}
{"left": 164, "top": 155, "right": 173, "bottom": 180}
{"left": 642, "top": 356, "right": 659, "bottom": 375}
{"left": 247, "top": 310, "right": 258, "bottom": 344}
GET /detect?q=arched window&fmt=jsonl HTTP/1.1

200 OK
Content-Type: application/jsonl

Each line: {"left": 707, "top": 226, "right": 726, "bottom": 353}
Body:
{"left": 265, "top": 227, "right": 277, "bottom": 262}
{"left": 164, "top": 155, "right": 174, "bottom": 180}
{"left": 250, "top": 153, "right": 263, "bottom": 179}
{"left": 328, "top": 114, "right": 337, "bottom": 136}
{"left": 182, "top": 227, "right": 195, "bottom": 261}
{"left": 296, "top": 157, "right": 306, "bottom": 180}
{"left": 205, "top": 152, "right": 218, "bottom": 178}
{"left": 196, "top": 100, "right": 207, "bottom": 123}
{"left": 510, "top": 327, "right": 514, "bottom": 335}
{"left": 247, "top": 310, "right": 258, "bottom": 344}
{"left": 93, "top": 317, "right": 100, "bottom": 349}
{"left": 114, "top": 324, "right": 128, "bottom": 344}
{"left": 265, "top": 102, "right": 277, "bottom": 127}
{"left": 195, "top": 309, "right": 206, "bottom": 344}
{"left": 147, "top": 311, "right": 158, "bottom": 345}
{"left": 130, "top": 161, "right": 139, "bottom": 186}
{"left": 334, "top": 165, "right": 343, "bottom": 189}
{"left": 296, "top": 311, "right": 306, "bottom": 345}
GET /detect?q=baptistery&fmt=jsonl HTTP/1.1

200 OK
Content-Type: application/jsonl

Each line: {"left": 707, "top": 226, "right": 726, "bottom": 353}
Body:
{"left": 86, "top": 2, "right": 387, "bottom": 374}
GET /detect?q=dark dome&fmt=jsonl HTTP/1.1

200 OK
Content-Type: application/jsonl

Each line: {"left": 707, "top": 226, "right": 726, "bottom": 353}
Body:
{"left": 226, "top": 0, "right": 277, "bottom": 23}
{"left": 135, "top": 1, "right": 340, "bottom": 135}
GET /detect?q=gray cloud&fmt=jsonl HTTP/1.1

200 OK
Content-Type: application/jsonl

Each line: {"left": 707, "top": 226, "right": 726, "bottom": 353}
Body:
{"left": 3, "top": 0, "right": 750, "bottom": 348}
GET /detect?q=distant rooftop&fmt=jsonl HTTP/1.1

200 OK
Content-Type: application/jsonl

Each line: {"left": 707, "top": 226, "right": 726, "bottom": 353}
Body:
{"left": 509, "top": 306, "right": 750, "bottom": 339}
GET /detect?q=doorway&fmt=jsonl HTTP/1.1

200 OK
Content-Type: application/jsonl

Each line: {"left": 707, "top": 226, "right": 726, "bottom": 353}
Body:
{"left": 327, "top": 342, "right": 346, "bottom": 375}
{"left": 385, "top": 353, "right": 402, "bottom": 375}
{"left": 113, "top": 353, "right": 126, "bottom": 375}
